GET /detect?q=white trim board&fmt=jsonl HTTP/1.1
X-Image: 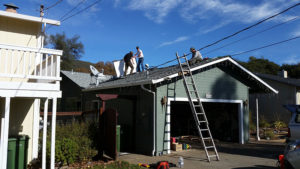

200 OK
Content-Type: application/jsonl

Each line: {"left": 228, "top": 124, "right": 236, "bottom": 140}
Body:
{"left": 0, "top": 90, "right": 61, "bottom": 98}
{"left": 165, "top": 97, "right": 244, "bottom": 154}
{"left": 0, "top": 82, "right": 60, "bottom": 91}
{"left": 0, "top": 10, "right": 60, "bottom": 25}
{"left": 0, "top": 44, "right": 63, "bottom": 55}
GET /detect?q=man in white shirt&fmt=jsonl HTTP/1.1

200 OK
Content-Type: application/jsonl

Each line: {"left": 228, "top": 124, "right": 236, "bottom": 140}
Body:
{"left": 189, "top": 47, "right": 203, "bottom": 65}
{"left": 135, "top": 46, "right": 144, "bottom": 72}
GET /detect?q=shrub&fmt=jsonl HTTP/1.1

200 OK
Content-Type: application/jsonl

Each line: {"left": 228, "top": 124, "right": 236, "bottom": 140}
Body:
{"left": 264, "top": 130, "right": 275, "bottom": 140}
{"left": 55, "top": 138, "right": 78, "bottom": 165}
{"left": 273, "top": 121, "right": 287, "bottom": 131}
{"left": 259, "top": 117, "right": 271, "bottom": 128}
{"left": 40, "top": 121, "right": 98, "bottom": 166}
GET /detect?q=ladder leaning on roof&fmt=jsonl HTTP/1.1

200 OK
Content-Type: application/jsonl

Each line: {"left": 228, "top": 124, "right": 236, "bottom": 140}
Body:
{"left": 176, "top": 52, "right": 220, "bottom": 162}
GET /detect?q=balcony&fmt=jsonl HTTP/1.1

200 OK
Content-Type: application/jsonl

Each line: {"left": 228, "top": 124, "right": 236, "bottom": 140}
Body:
{"left": 0, "top": 43, "right": 63, "bottom": 97}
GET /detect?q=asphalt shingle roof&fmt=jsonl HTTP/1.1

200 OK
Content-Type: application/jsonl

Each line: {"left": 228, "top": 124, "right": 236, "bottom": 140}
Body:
{"left": 256, "top": 73, "right": 300, "bottom": 87}
{"left": 61, "top": 70, "right": 113, "bottom": 88}
{"left": 84, "top": 56, "right": 277, "bottom": 94}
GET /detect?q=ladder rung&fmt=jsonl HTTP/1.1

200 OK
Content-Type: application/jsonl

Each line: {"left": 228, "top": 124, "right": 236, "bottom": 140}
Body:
{"left": 206, "top": 146, "right": 215, "bottom": 149}
{"left": 194, "top": 105, "right": 201, "bottom": 107}
{"left": 203, "top": 137, "right": 211, "bottom": 140}
{"left": 189, "top": 90, "right": 197, "bottom": 93}
{"left": 199, "top": 121, "right": 207, "bottom": 123}
{"left": 200, "top": 129, "right": 209, "bottom": 131}
{"left": 196, "top": 113, "right": 205, "bottom": 115}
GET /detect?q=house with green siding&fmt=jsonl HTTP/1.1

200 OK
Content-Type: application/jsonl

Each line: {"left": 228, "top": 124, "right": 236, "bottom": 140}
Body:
{"left": 83, "top": 56, "right": 278, "bottom": 156}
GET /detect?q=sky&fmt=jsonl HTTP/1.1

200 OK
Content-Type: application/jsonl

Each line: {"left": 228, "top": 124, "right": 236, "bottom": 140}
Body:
{"left": 4, "top": 0, "right": 300, "bottom": 68}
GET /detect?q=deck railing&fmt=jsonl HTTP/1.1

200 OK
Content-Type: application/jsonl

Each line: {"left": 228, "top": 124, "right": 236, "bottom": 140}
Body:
{"left": 0, "top": 43, "right": 62, "bottom": 82}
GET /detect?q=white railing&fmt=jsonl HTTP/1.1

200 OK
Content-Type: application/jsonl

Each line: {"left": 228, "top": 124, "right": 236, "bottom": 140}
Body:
{"left": 0, "top": 44, "right": 62, "bottom": 81}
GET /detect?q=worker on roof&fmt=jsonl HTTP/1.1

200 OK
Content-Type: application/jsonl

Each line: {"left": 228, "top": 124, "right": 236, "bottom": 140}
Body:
{"left": 189, "top": 47, "right": 203, "bottom": 65}
{"left": 134, "top": 46, "right": 144, "bottom": 72}
{"left": 123, "top": 51, "right": 134, "bottom": 76}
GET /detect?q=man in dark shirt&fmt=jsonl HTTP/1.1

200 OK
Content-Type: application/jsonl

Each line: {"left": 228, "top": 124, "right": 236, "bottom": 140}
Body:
{"left": 123, "top": 51, "right": 134, "bottom": 76}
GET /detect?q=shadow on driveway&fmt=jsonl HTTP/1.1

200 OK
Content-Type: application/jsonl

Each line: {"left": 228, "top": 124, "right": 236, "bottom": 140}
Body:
{"left": 233, "top": 165, "right": 278, "bottom": 169}
{"left": 216, "top": 142, "right": 284, "bottom": 159}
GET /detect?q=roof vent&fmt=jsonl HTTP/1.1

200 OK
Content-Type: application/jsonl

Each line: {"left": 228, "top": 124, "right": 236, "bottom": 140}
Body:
{"left": 4, "top": 3, "right": 19, "bottom": 13}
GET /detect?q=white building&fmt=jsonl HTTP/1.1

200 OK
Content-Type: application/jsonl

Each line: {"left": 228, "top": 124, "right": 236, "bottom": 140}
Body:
{"left": 0, "top": 4, "right": 62, "bottom": 169}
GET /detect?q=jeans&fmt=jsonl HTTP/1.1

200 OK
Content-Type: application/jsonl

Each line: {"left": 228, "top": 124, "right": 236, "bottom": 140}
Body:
{"left": 137, "top": 58, "right": 144, "bottom": 72}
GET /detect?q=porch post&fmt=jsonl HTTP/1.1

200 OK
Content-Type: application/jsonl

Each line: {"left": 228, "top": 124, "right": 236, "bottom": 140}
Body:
{"left": 1, "top": 97, "right": 11, "bottom": 169}
{"left": 0, "top": 107, "right": 5, "bottom": 166}
{"left": 42, "top": 99, "right": 48, "bottom": 169}
{"left": 32, "top": 99, "right": 40, "bottom": 159}
{"left": 50, "top": 98, "right": 57, "bottom": 169}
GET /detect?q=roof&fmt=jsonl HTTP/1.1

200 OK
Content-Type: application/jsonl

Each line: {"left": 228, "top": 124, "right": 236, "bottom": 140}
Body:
{"left": 0, "top": 10, "right": 60, "bottom": 25}
{"left": 84, "top": 56, "right": 278, "bottom": 94}
{"left": 256, "top": 73, "right": 300, "bottom": 87}
{"left": 61, "top": 70, "right": 113, "bottom": 88}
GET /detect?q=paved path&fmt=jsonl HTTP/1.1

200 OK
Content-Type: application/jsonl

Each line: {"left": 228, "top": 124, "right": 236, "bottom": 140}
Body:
{"left": 119, "top": 141, "right": 285, "bottom": 169}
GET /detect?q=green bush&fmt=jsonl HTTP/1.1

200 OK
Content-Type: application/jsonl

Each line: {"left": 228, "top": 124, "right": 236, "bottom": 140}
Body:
{"left": 40, "top": 121, "right": 99, "bottom": 166}
{"left": 259, "top": 117, "right": 271, "bottom": 128}
{"left": 265, "top": 130, "right": 275, "bottom": 140}
{"left": 273, "top": 121, "right": 287, "bottom": 131}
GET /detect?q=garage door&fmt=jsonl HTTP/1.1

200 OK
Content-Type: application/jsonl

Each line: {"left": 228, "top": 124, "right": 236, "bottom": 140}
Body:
{"left": 171, "top": 101, "right": 239, "bottom": 142}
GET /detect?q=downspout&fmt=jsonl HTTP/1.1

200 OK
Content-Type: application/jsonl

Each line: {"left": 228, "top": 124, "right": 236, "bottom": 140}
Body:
{"left": 141, "top": 85, "right": 156, "bottom": 156}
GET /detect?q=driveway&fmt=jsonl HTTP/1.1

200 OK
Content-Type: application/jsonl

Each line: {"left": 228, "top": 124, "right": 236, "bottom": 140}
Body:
{"left": 119, "top": 140, "right": 285, "bottom": 169}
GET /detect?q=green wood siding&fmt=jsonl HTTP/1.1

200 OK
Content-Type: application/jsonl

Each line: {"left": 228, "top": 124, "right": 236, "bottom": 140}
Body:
{"left": 84, "top": 86, "right": 154, "bottom": 155}
{"left": 156, "top": 67, "right": 250, "bottom": 154}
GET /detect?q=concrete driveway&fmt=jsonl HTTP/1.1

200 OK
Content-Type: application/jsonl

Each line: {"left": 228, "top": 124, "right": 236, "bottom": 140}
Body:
{"left": 119, "top": 140, "right": 285, "bottom": 169}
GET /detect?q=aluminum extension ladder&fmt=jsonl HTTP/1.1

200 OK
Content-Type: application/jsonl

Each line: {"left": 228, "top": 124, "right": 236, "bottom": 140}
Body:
{"left": 176, "top": 53, "right": 220, "bottom": 162}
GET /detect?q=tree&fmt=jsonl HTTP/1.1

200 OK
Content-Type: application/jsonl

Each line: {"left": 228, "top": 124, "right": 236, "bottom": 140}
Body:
{"left": 239, "top": 56, "right": 280, "bottom": 75}
{"left": 47, "top": 32, "right": 84, "bottom": 70}
{"left": 94, "top": 61, "right": 116, "bottom": 75}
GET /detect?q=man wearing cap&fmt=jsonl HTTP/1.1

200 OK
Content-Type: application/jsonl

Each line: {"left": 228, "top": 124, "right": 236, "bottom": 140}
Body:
{"left": 123, "top": 51, "right": 134, "bottom": 76}
{"left": 189, "top": 47, "right": 203, "bottom": 65}
{"left": 134, "top": 46, "right": 144, "bottom": 72}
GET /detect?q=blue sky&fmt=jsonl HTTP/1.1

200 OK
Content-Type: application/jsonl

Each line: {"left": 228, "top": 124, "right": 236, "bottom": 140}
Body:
{"left": 5, "top": 0, "right": 300, "bottom": 67}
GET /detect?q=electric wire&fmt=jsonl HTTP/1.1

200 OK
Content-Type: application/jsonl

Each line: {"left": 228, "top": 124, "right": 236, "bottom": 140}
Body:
{"left": 231, "top": 35, "right": 300, "bottom": 56}
{"left": 59, "top": 0, "right": 87, "bottom": 21}
{"left": 151, "top": 2, "right": 300, "bottom": 68}
{"left": 203, "top": 15, "right": 300, "bottom": 55}
{"left": 60, "top": 0, "right": 101, "bottom": 22}
{"left": 44, "top": 0, "right": 63, "bottom": 11}
{"left": 197, "top": 2, "right": 300, "bottom": 52}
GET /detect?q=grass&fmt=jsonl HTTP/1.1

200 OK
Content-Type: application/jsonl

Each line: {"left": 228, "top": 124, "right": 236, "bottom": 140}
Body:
{"left": 92, "top": 161, "right": 141, "bottom": 169}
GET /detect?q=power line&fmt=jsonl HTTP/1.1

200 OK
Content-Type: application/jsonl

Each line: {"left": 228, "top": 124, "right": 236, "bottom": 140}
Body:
{"left": 198, "top": 2, "right": 300, "bottom": 52}
{"left": 231, "top": 35, "right": 300, "bottom": 56}
{"left": 44, "top": 0, "right": 63, "bottom": 11}
{"left": 46, "top": 0, "right": 101, "bottom": 31}
{"left": 61, "top": 0, "right": 102, "bottom": 22}
{"left": 151, "top": 2, "right": 300, "bottom": 68}
{"left": 203, "top": 15, "right": 300, "bottom": 55}
{"left": 59, "top": 0, "right": 86, "bottom": 21}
